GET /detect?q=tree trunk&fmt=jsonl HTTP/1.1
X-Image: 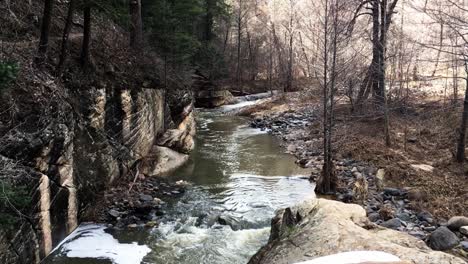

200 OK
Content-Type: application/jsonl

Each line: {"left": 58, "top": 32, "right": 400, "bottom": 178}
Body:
{"left": 35, "top": 0, "right": 54, "bottom": 65}
{"left": 129, "top": 0, "right": 143, "bottom": 49}
{"left": 56, "top": 0, "right": 76, "bottom": 75}
{"left": 380, "top": 0, "right": 391, "bottom": 146}
{"left": 236, "top": 0, "right": 243, "bottom": 93}
{"left": 456, "top": 63, "right": 468, "bottom": 162}
{"left": 80, "top": 4, "right": 92, "bottom": 67}
{"left": 286, "top": 30, "right": 293, "bottom": 92}
{"left": 205, "top": 0, "right": 215, "bottom": 41}
{"left": 356, "top": 0, "right": 399, "bottom": 107}
{"left": 316, "top": 0, "right": 331, "bottom": 194}
{"left": 372, "top": 0, "right": 383, "bottom": 101}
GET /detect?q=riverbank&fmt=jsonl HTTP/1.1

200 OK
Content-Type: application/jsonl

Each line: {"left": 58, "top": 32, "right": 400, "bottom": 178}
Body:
{"left": 236, "top": 91, "right": 468, "bottom": 260}
{"left": 43, "top": 96, "right": 317, "bottom": 264}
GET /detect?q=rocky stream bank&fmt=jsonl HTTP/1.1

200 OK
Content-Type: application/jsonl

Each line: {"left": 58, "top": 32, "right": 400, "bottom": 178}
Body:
{"left": 240, "top": 96, "right": 468, "bottom": 262}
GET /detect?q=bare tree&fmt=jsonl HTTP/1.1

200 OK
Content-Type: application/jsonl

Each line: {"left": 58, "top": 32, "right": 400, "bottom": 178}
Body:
{"left": 316, "top": 0, "right": 340, "bottom": 194}
{"left": 418, "top": 0, "right": 468, "bottom": 162}
{"left": 354, "top": 0, "right": 399, "bottom": 106}
{"left": 129, "top": 0, "right": 143, "bottom": 49}
{"left": 285, "top": 0, "right": 297, "bottom": 92}
{"left": 56, "top": 0, "right": 77, "bottom": 75}
{"left": 35, "top": 0, "right": 54, "bottom": 65}
{"left": 80, "top": 1, "right": 92, "bottom": 68}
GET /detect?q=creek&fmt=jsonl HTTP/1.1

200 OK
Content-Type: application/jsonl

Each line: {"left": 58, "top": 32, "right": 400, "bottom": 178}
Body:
{"left": 44, "top": 102, "right": 315, "bottom": 264}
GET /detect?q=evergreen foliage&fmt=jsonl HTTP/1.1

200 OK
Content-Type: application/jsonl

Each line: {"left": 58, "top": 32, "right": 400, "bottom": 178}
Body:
{"left": 0, "top": 61, "right": 19, "bottom": 91}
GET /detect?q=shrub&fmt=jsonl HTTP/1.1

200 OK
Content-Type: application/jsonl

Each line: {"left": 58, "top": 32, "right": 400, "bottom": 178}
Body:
{"left": 0, "top": 180, "right": 30, "bottom": 230}
{"left": 0, "top": 61, "right": 19, "bottom": 90}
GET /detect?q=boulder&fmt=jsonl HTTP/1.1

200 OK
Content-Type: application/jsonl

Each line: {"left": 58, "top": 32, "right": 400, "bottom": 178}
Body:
{"left": 460, "top": 226, "right": 468, "bottom": 236}
{"left": 375, "top": 169, "right": 385, "bottom": 191}
{"left": 195, "top": 90, "right": 234, "bottom": 108}
{"left": 447, "top": 216, "right": 468, "bottom": 231}
{"left": 428, "top": 226, "right": 459, "bottom": 251}
{"left": 368, "top": 212, "right": 381, "bottom": 222}
{"left": 139, "top": 146, "right": 189, "bottom": 177}
{"left": 461, "top": 241, "right": 468, "bottom": 251}
{"left": 417, "top": 211, "right": 435, "bottom": 224}
{"left": 248, "top": 199, "right": 466, "bottom": 264}
{"left": 381, "top": 218, "right": 403, "bottom": 230}
{"left": 157, "top": 111, "right": 196, "bottom": 154}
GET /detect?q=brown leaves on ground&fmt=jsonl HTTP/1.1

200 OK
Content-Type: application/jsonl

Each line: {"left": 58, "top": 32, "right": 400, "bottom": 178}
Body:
{"left": 336, "top": 101, "right": 468, "bottom": 220}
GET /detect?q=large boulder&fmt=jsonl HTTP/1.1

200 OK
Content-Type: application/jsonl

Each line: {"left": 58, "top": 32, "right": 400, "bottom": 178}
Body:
{"left": 139, "top": 146, "right": 189, "bottom": 177}
{"left": 248, "top": 199, "right": 466, "bottom": 264}
{"left": 195, "top": 90, "right": 234, "bottom": 108}
{"left": 157, "top": 109, "right": 196, "bottom": 154}
{"left": 447, "top": 216, "right": 468, "bottom": 231}
{"left": 427, "top": 227, "right": 459, "bottom": 251}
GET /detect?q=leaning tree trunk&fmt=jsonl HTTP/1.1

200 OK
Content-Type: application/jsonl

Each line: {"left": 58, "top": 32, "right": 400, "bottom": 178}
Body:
{"left": 35, "top": 0, "right": 54, "bottom": 65}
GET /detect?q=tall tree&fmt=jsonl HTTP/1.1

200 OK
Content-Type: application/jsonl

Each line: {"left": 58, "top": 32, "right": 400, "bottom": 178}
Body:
{"left": 56, "top": 0, "right": 77, "bottom": 75}
{"left": 35, "top": 0, "right": 54, "bottom": 65}
{"left": 80, "top": 2, "right": 92, "bottom": 67}
{"left": 316, "top": 0, "right": 339, "bottom": 194}
{"left": 355, "top": 0, "right": 399, "bottom": 106}
{"left": 204, "top": 0, "right": 215, "bottom": 41}
{"left": 236, "top": 0, "right": 244, "bottom": 93}
{"left": 419, "top": 0, "right": 468, "bottom": 162}
{"left": 130, "top": 0, "right": 143, "bottom": 49}
{"left": 285, "top": 0, "right": 296, "bottom": 92}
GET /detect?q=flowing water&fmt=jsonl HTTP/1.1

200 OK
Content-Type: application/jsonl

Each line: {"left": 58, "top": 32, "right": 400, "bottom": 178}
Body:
{"left": 45, "top": 103, "right": 315, "bottom": 264}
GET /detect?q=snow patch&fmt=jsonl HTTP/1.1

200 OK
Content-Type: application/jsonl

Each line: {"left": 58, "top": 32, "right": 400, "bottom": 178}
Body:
{"left": 52, "top": 224, "right": 151, "bottom": 264}
{"left": 294, "top": 251, "right": 402, "bottom": 264}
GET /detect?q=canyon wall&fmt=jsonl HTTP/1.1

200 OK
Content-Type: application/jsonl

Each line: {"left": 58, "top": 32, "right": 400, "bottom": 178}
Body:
{"left": 0, "top": 86, "right": 188, "bottom": 264}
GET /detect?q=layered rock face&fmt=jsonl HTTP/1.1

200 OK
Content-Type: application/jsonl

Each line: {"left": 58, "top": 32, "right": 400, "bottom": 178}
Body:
{"left": 0, "top": 87, "right": 193, "bottom": 264}
{"left": 249, "top": 199, "right": 466, "bottom": 264}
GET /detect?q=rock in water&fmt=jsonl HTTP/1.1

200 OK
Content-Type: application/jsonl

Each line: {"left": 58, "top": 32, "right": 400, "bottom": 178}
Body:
{"left": 447, "top": 216, "right": 468, "bottom": 231}
{"left": 428, "top": 226, "right": 459, "bottom": 251}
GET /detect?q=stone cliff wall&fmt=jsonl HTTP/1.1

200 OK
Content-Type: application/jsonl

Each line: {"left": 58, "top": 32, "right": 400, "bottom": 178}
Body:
{"left": 0, "top": 87, "right": 175, "bottom": 264}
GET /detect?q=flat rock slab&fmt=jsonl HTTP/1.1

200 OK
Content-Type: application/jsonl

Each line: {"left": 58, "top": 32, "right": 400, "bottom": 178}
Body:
{"left": 248, "top": 199, "right": 466, "bottom": 264}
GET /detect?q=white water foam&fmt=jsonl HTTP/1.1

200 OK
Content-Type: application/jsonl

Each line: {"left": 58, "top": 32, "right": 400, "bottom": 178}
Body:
{"left": 220, "top": 99, "right": 264, "bottom": 111}
{"left": 51, "top": 224, "right": 151, "bottom": 264}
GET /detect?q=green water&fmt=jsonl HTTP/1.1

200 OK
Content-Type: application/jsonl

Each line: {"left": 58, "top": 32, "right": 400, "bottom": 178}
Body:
{"left": 45, "top": 107, "right": 314, "bottom": 264}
